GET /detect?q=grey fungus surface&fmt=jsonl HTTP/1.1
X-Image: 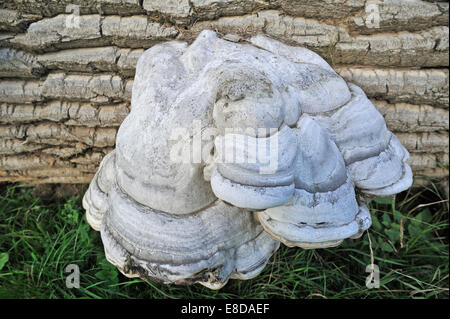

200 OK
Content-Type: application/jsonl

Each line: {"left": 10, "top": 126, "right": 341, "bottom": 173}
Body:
{"left": 83, "top": 30, "right": 412, "bottom": 288}
{"left": 83, "top": 150, "right": 279, "bottom": 289}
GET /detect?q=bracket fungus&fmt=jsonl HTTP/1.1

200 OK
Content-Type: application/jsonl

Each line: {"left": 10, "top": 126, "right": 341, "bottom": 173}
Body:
{"left": 83, "top": 30, "right": 412, "bottom": 288}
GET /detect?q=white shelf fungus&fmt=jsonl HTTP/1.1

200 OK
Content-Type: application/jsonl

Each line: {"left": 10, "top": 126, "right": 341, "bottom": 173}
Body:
{"left": 83, "top": 30, "right": 412, "bottom": 288}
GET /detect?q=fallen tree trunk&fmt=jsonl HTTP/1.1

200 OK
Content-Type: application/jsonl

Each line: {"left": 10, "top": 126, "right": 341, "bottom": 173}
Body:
{"left": 0, "top": 0, "right": 448, "bottom": 184}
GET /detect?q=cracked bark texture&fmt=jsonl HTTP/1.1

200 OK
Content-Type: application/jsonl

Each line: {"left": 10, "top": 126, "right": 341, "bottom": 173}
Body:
{"left": 0, "top": 0, "right": 448, "bottom": 184}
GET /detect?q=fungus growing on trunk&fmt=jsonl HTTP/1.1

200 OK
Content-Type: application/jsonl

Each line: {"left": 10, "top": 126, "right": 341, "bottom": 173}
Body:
{"left": 83, "top": 30, "right": 412, "bottom": 288}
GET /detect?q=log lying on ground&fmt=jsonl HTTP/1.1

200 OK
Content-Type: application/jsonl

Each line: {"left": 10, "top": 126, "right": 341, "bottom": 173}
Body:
{"left": 0, "top": 1, "right": 448, "bottom": 184}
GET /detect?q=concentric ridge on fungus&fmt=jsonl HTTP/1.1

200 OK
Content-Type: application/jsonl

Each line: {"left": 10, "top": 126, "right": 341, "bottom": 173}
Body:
{"left": 83, "top": 30, "right": 412, "bottom": 289}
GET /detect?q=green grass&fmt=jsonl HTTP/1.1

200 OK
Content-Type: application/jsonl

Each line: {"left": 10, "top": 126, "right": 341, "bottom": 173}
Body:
{"left": 0, "top": 181, "right": 448, "bottom": 299}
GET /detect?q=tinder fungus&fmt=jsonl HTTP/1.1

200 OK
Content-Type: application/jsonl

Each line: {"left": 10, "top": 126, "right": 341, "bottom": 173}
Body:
{"left": 83, "top": 30, "right": 412, "bottom": 288}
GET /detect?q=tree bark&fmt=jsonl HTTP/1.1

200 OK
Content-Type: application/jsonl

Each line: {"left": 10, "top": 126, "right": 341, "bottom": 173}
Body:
{"left": 0, "top": 0, "right": 448, "bottom": 184}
